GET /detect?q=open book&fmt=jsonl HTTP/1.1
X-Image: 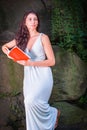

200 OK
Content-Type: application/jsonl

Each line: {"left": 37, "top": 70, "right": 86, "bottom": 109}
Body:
{"left": 8, "top": 46, "right": 30, "bottom": 61}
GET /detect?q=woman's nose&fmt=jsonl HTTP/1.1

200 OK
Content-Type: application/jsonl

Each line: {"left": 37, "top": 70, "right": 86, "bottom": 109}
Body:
{"left": 31, "top": 19, "right": 35, "bottom": 23}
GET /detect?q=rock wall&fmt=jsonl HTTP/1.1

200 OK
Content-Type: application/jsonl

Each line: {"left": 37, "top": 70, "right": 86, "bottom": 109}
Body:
{"left": 0, "top": 0, "right": 52, "bottom": 39}
{"left": 51, "top": 46, "right": 87, "bottom": 101}
{"left": 0, "top": 45, "right": 87, "bottom": 100}
{"left": 0, "top": 0, "right": 87, "bottom": 130}
{"left": 0, "top": 47, "right": 87, "bottom": 130}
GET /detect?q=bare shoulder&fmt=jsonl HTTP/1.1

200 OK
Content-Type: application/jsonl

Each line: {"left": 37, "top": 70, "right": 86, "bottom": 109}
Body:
{"left": 41, "top": 33, "right": 50, "bottom": 44}
{"left": 42, "top": 33, "right": 49, "bottom": 40}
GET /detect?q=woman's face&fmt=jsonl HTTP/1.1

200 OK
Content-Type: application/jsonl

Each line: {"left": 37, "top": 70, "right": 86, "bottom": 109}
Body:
{"left": 25, "top": 13, "right": 38, "bottom": 31}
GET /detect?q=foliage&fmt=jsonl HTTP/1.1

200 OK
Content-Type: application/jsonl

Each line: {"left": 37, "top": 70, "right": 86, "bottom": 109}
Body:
{"left": 51, "top": 0, "right": 87, "bottom": 62}
{"left": 78, "top": 88, "right": 87, "bottom": 105}
{"left": 79, "top": 94, "right": 87, "bottom": 104}
{"left": 0, "top": 91, "right": 21, "bottom": 98}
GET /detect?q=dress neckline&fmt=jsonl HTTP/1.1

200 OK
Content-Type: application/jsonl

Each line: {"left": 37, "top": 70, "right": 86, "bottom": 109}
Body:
{"left": 27, "top": 33, "right": 41, "bottom": 52}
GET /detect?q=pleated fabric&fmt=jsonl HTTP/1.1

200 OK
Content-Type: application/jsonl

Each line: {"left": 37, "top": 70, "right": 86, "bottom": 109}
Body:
{"left": 23, "top": 33, "right": 57, "bottom": 130}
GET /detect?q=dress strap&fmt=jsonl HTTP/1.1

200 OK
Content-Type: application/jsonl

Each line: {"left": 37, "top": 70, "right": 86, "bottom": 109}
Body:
{"left": 39, "top": 33, "right": 43, "bottom": 42}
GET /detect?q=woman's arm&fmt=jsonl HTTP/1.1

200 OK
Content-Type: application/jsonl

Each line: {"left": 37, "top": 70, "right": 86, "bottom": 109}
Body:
{"left": 17, "top": 34, "right": 55, "bottom": 67}
{"left": 2, "top": 39, "right": 16, "bottom": 55}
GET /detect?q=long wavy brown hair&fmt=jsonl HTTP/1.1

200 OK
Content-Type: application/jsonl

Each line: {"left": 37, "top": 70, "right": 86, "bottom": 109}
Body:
{"left": 15, "top": 10, "right": 40, "bottom": 51}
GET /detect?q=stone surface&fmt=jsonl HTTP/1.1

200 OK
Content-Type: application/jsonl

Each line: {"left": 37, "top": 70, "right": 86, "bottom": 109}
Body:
{"left": 0, "top": 1, "right": 87, "bottom": 130}
{"left": 0, "top": 98, "right": 10, "bottom": 126}
{"left": 0, "top": 48, "right": 87, "bottom": 129}
{"left": 0, "top": 31, "right": 15, "bottom": 43}
{"left": 0, "top": 126, "right": 13, "bottom": 130}
{"left": 53, "top": 102, "right": 87, "bottom": 130}
{"left": 0, "top": 0, "right": 52, "bottom": 37}
{"left": 0, "top": 52, "right": 23, "bottom": 93}
{"left": 53, "top": 102, "right": 87, "bottom": 125}
{"left": 0, "top": 46, "right": 87, "bottom": 100}
{"left": 51, "top": 46, "right": 87, "bottom": 101}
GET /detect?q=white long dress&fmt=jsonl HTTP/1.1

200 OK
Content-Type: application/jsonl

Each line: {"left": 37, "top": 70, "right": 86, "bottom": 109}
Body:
{"left": 23, "top": 33, "right": 57, "bottom": 130}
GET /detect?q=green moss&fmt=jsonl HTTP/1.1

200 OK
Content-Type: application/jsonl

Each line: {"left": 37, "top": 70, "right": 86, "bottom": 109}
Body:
{"left": 51, "top": 0, "right": 87, "bottom": 62}
{"left": 7, "top": 60, "right": 16, "bottom": 87}
{"left": 7, "top": 60, "right": 22, "bottom": 94}
{"left": 0, "top": 93, "right": 9, "bottom": 98}
{"left": 0, "top": 91, "right": 21, "bottom": 99}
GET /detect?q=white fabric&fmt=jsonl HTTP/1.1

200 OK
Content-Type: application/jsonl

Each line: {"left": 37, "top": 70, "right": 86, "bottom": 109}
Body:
{"left": 23, "top": 33, "right": 57, "bottom": 130}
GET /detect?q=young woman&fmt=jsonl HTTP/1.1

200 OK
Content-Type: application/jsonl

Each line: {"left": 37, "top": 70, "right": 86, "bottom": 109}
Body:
{"left": 2, "top": 10, "right": 60, "bottom": 130}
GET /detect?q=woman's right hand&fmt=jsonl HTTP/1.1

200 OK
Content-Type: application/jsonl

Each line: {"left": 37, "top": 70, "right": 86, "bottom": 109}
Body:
{"left": 2, "top": 46, "right": 14, "bottom": 60}
{"left": 2, "top": 46, "right": 10, "bottom": 55}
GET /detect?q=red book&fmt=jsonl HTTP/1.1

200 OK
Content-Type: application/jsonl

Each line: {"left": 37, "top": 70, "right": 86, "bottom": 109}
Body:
{"left": 8, "top": 46, "right": 30, "bottom": 61}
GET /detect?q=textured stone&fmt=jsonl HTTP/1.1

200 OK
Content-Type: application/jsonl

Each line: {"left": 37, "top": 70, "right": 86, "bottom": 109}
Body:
{"left": 51, "top": 46, "right": 87, "bottom": 101}
{"left": 0, "top": 126, "right": 13, "bottom": 130}
{"left": 52, "top": 102, "right": 87, "bottom": 125}
{"left": 0, "top": 98, "right": 10, "bottom": 126}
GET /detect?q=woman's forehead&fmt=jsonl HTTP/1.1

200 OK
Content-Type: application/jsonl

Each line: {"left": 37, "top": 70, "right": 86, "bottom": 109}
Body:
{"left": 27, "top": 13, "right": 37, "bottom": 18}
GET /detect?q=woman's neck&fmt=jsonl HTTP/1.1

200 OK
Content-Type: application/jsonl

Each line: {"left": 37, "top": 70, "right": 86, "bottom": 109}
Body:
{"left": 29, "top": 30, "right": 39, "bottom": 38}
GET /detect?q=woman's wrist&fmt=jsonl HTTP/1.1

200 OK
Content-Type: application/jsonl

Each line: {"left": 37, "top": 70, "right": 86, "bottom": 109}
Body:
{"left": 26, "top": 60, "right": 34, "bottom": 66}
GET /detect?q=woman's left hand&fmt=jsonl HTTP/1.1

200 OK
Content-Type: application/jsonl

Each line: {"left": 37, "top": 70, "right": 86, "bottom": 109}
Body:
{"left": 17, "top": 60, "right": 32, "bottom": 66}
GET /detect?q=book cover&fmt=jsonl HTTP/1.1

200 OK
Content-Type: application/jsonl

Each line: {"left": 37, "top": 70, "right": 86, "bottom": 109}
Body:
{"left": 8, "top": 46, "right": 30, "bottom": 61}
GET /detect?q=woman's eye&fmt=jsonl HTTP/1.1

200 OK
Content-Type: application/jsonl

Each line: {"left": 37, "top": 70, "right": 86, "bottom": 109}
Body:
{"left": 29, "top": 18, "right": 32, "bottom": 21}
{"left": 28, "top": 18, "right": 38, "bottom": 21}
{"left": 34, "top": 18, "right": 38, "bottom": 21}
